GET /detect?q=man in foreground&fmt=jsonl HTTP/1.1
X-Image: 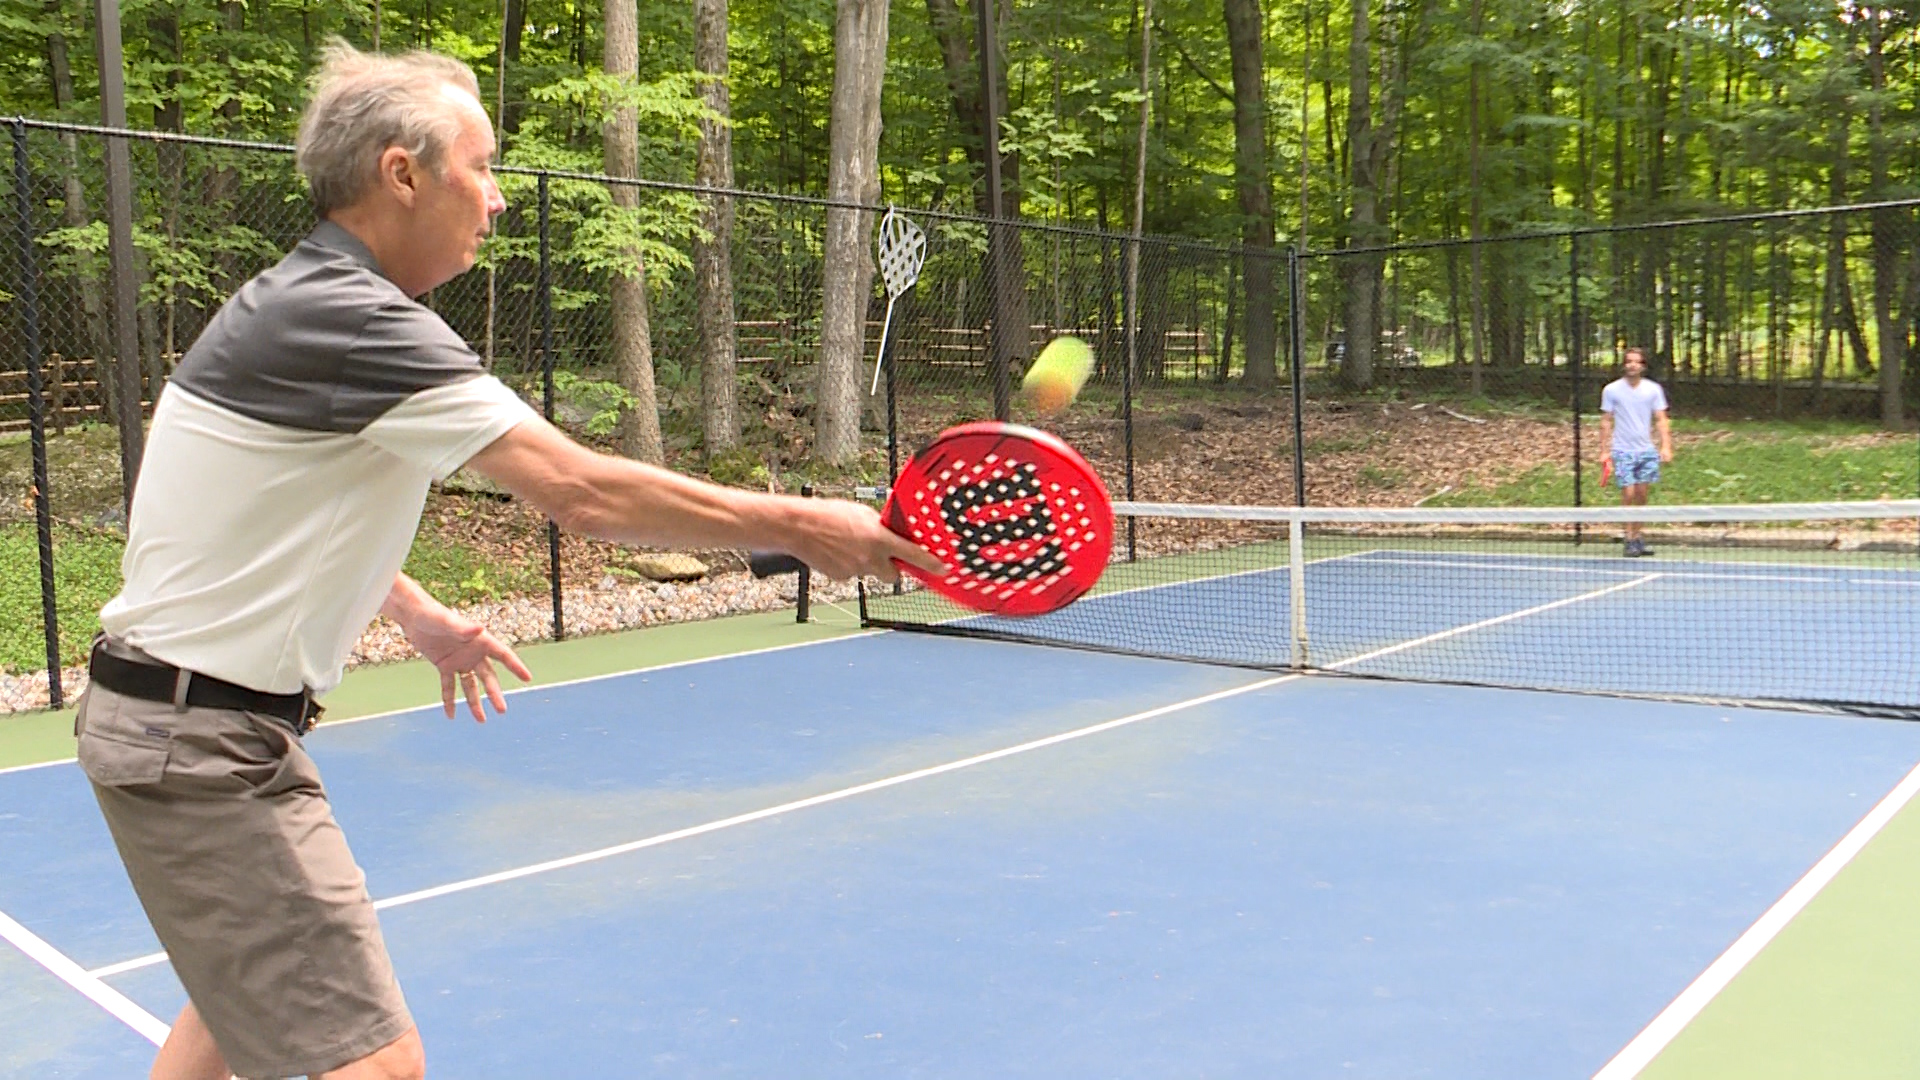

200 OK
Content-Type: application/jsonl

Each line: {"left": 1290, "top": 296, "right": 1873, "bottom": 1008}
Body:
{"left": 79, "top": 42, "right": 941, "bottom": 1080}
{"left": 1598, "top": 347, "right": 1675, "bottom": 557}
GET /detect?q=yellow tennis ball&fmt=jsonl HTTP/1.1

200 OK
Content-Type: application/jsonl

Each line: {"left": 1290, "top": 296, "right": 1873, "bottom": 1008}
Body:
{"left": 1021, "top": 336, "right": 1093, "bottom": 416}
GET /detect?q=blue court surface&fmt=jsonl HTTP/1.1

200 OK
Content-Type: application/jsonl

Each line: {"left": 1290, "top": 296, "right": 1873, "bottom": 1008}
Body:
{"left": 5, "top": 618, "right": 1920, "bottom": 1077}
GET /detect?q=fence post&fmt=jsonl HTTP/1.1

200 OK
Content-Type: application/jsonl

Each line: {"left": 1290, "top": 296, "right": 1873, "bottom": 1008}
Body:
{"left": 796, "top": 485, "right": 814, "bottom": 623}
{"left": 538, "top": 173, "right": 564, "bottom": 642}
{"left": 1287, "top": 248, "right": 1308, "bottom": 507}
{"left": 1123, "top": 233, "right": 1137, "bottom": 561}
{"left": 1570, "top": 232, "right": 1585, "bottom": 545}
{"left": 13, "top": 121, "right": 63, "bottom": 709}
{"left": 885, "top": 297, "right": 899, "bottom": 485}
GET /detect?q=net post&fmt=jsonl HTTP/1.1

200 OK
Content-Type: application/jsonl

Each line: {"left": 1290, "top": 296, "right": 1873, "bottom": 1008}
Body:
{"left": 538, "top": 173, "right": 564, "bottom": 642}
{"left": 796, "top": 484, "right": 813, "bottom": 623}
{"left": 1288, "top": 516, "right": 1309, "bottom": 669}
{"left": 13, "top": 121, "right": 63, "bottom": 708}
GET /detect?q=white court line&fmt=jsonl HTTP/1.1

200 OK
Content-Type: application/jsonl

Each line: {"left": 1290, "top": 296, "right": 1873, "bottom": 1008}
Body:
{"left": 89, "top": 572, "right": 1652, "bottom": 982}
{"left": 1354, "top": 545, "right": 1920, "bottom": 577}
{"left": 1358, "top": 554, "right": 1888, "bottom": 587}
{"left": 0, "top": 630, "right": 884, "bottom": 777}
{"left": 0, "top": 908, "right": 169, "bottom": 1046}
{"left": 1592, "top": 757, "right": 1920, "bottom": 1080}
{"left": 1330, "top": 574, "right": 1662, "bottom": 666}
{"left": 1358, "top": 556, "right": 1643, "bottom": 579}
{"left": 87, "top": 673, "right": 1300, "bottom": 979}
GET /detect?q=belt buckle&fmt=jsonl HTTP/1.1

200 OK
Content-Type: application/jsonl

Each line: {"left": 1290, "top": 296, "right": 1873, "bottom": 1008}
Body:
{"left": 294, "top": 695, "right": 324, "bottom": 737}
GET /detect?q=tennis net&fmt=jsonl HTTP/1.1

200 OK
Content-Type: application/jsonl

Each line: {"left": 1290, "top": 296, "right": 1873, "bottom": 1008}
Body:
{"left": 860, "top": 500, "right": 1920, "bottom": 717}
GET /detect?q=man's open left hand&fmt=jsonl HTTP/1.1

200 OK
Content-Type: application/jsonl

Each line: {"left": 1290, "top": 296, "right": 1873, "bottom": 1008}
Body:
{"left": 405, "top": 611, "right": 533, "bottom": 722}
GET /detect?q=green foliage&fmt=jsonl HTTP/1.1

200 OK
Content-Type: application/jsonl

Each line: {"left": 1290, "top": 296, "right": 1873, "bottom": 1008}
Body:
{"left": 705, "top": 446, "right": 772, "bottom": 488}
{"left": 1359, "top": 464, "right": 1407, "bottom": 489}
{"left": 500, "top": 112, "right": 712, "bottom": 291}
{"left": 0, "top": 0, "right": 1914, "bottom": 257}
{"left": 0, "top": 524, "right": 123, "bottom": 673}
{"left": 401, "top": 535, "right": 542, "bottom": 608}
{"left": 1435, "top": 427, "right": 1920, "bottom": 507}
{"left": 551, "top": 371, "right": 638, "bottom": 438}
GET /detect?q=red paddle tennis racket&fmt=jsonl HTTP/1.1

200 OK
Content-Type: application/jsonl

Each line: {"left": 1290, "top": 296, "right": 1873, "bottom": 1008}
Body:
{"left": 750, "top": 421, "right": 1114, "bottom": 617}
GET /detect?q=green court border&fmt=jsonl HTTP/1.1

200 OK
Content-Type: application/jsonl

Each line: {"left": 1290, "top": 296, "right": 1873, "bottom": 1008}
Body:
{"left": 4, "top": 597, "right": 1917, "bottom": 1077}
{"left": 0, "top": 606, "right": 864, "bottom": 772}
{"left": 1639, "top": 777, "right": 1920, "bottom": 1079}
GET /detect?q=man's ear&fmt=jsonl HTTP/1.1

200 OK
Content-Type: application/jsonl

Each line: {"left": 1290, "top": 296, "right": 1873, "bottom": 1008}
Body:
{"left": 377, "top": 146, "right": 420, "bottom": 208}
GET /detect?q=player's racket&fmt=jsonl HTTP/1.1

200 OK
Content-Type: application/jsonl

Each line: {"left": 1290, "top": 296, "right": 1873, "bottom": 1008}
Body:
{"left": 750, "top": 421, "right": 1113, "bottom": 617}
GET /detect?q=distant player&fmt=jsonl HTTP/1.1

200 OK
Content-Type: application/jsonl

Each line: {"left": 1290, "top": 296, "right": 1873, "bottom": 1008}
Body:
{"left": 1598, "top": 348, "right": 1673, "bottom": 557}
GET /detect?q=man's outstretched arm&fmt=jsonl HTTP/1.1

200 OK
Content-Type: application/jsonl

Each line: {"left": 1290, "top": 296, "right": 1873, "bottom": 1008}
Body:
{"left": 465, "top": 416, "right": 945, "bottom": 582}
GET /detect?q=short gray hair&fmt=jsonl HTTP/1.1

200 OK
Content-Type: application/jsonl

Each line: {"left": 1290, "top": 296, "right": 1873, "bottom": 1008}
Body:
{"left": 296, "top": 40, "right": 484, "bottom": 215}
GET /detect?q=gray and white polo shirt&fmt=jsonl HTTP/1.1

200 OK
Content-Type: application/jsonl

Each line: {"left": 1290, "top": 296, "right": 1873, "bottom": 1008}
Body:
{"left": 99, "top": 221, "right": 537, "bottom": 695}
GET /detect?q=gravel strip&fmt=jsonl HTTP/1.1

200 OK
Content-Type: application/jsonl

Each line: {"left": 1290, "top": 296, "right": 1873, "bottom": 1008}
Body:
{"left": 0, "top": 570, "right": 864, "bottom": 716}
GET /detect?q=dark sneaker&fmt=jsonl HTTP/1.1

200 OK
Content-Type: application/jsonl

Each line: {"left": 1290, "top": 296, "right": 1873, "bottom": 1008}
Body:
{"left": 1635, "top": 541, "right": 1655, "bottom": 557}
{"left": 1623, "top": 539, "right": 1642, "bottom": 558}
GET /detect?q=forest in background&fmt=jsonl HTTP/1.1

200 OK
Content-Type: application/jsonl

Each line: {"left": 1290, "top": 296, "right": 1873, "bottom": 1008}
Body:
{"left": 2, "top": 0, "right": 1918, "bottom": 448}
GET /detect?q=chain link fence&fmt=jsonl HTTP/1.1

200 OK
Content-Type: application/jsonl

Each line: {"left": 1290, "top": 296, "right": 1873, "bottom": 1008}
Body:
{"left": 5, "top": 120, "right": 1917, "bottom": 705}
{"left": 1302, "top": 208, "right": 1920, "bottom": 512}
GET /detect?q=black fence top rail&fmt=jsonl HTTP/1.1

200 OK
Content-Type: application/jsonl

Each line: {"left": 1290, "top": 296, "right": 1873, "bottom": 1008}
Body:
{"left": 1, "top": 116, "right": 1253, "bottom": 257}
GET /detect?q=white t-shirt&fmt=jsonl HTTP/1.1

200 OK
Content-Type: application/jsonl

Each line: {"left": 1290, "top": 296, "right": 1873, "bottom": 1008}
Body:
{"left": 1600, "top": 377, "right": 1668, "bottom": 454}
{"left": 99, "top": 223, "right": 537, "bottom": 695}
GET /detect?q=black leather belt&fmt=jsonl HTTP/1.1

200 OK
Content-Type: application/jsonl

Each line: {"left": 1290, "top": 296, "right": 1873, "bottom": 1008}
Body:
{"left": 87, "top": 643, "right": 324, "bottom": 737}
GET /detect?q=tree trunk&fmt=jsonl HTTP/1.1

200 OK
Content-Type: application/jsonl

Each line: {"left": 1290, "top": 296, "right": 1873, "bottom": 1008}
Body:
{"left": 206, "top": 2, "right": 246, "bottom": 297}
{"left": 502, "top": 0, "right": 528, "bottom": 134}
{"left": 1219, "top": 265, "right": 1237, "bottom": 384}
{"left": 1224, "top": 0, "right": 1277, "bottom": 388}
{"left": 816, "top": 0, "right": 889, "bottom": 464}
{"left": 1864, "top": 18, "right": 1906, "bottom": 427}
{"left": 1342, "top": 0, "right": 1424, "bottom": 391}
{"left": 1815, "top": 98, "right": 1848, "bottom": 403}
{"left": 44, "top": 2, "right": 113, "bottom": 420}
{"left": 1465, "top": 0, "right": 1486, "bottom": 395}
{"left": 1446, "top": 214, "right": 1464, "bottom": 367}
{"left": 1340, "top": 0, "right": 1376, "bottom": 390}
{"left": 1126, "top": 0, "right": 1153, "bottom": 395}
{"left": 605, "top": 0, "right": 664, "bottom": 463}
{"left": 1838, "top": 253, "right": 1873, "bottom": 375}
{"left": 693, "top": 0, "right": 740, "bottom": 458}
{"left": 142, "top": 5, "right": 182, "bottom": 391}
{"left": 923, "top": 0, "right": 1030, "bottom": 363}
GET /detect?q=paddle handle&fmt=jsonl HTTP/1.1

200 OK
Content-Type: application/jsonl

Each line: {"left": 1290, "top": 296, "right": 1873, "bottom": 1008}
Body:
{"left": 748, "top": 552, "right": 807, "bottom": 578}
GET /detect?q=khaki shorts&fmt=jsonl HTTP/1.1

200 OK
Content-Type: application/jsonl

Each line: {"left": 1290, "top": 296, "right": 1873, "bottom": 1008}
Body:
{"left": 76, "top": 682, "right": 413, "bottom": 1078}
